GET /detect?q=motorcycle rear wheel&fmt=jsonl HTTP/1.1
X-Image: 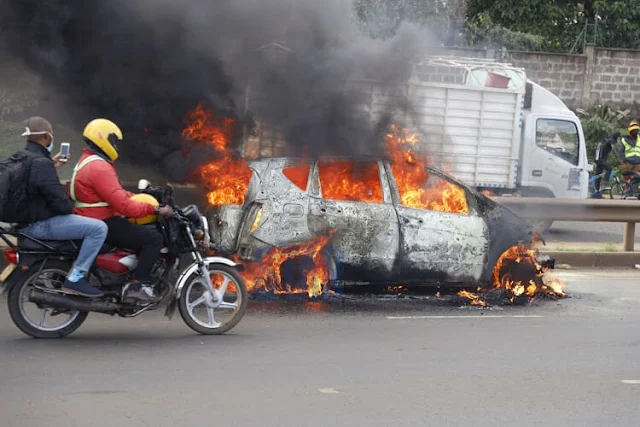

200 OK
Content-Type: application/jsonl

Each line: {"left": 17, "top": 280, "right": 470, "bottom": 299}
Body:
{"left": 8, "top": 261, "right": 88, "bottom": 339}
{"left": 178, "top": 264, "right": 247, "bottom": 335}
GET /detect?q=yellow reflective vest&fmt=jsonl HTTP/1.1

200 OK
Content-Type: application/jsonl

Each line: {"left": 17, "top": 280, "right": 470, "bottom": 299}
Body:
{"left": 621, "top": 136, "right": 640, "bottom": 160}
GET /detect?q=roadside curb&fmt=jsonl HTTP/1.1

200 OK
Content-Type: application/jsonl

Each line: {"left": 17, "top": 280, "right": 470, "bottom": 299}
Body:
{"left": 540, "top": 251, "right": 640, "bottom": 268}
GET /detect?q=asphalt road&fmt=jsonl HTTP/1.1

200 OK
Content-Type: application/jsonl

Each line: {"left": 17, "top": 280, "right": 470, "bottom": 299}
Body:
{"left": 545, "top": 221, "right": 639, "bottom": 244}
{"left": 1, "top": 269, "right": 640, "bottom": 426}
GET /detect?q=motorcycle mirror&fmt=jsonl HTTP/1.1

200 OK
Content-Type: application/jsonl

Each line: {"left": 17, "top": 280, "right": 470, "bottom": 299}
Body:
{"left": 138, "top": 179, "right": 150, "bottom": 190}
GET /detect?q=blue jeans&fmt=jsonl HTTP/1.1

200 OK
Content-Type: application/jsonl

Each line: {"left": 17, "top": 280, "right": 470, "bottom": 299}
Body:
{"left": 21, "top": 215, "right": 108, "bottom": 272}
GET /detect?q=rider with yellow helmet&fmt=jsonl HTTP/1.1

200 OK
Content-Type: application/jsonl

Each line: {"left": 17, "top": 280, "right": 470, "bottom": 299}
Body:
{"left": 71, "top": 118, "right": 174, "bottom": 304}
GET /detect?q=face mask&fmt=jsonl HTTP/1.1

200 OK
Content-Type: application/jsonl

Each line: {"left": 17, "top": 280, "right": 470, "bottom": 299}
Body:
{"left": 22, "top": 127, "right": 55, "bottom": 154}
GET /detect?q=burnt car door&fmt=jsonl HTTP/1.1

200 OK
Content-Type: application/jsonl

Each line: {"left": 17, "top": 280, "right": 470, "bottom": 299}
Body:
{"left": 385, "top": 163, "right": 489, "bottom": 284}
{"left": 235, "top": 159, "right": 316, "bottom": 259}
{"left": 307, "top": 160, "right": 400, "bottom": 283}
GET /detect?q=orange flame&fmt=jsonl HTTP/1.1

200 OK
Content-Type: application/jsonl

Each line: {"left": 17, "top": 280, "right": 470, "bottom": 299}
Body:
{"left": 457, "top": 289, "right": 488, "bottom": 306}
{"left": 492, "top": 244, "right": 565, "bottom": 302}
{"left": 386, "top": 125, "right": 468, "bottom": 214}
{"left": 238, "top": 232, "right": 333, "bottom": 298}
{"left": 182, "top": 104, "right": 251, "bottom": 205}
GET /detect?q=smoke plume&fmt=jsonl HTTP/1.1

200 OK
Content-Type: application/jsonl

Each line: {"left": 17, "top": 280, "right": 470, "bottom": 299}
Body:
{"left": 0, "top": 0, "right": 435, "bottom": 180}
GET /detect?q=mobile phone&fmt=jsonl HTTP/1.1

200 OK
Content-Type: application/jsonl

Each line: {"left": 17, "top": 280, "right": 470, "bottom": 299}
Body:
{"left": 59, "top": 142, "right": 70, "bottom": 162}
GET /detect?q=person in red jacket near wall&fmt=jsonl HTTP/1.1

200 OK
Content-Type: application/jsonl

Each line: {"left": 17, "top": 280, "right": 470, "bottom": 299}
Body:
{"left": 71, "top": 118, "right": 174, "bottom": 304}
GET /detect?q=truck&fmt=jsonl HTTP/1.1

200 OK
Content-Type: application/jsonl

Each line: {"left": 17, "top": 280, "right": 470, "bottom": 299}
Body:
{"left": 337, "top": 56, "right": 591, "bottom": 201}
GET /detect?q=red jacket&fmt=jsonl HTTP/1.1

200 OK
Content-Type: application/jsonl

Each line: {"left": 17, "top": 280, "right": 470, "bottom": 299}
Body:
{"left": 72, "top": 149, "right": 156, "bottom": 220}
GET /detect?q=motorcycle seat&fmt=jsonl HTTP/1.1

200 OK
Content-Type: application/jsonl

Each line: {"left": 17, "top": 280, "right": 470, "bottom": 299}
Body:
{"left": 622, "top": 171, "right": 640, "bottom": 177}
{"left": 18, "top": 237, "right": 116, "bottom": 254}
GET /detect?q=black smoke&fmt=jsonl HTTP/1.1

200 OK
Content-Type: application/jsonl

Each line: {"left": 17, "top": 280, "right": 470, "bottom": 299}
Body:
{"left": 0, "top": 0, "right": 434, "bottom": 181}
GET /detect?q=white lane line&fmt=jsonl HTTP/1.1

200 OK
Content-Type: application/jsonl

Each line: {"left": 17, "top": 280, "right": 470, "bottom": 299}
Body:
{"left": 621, "top": 380, "right": 640, "bottom": 384}
{"left": 319, "top": 388, "right": 342, "bottom": 394}
{"left": 386, "top": 315, "right": 544, "bottom": 320}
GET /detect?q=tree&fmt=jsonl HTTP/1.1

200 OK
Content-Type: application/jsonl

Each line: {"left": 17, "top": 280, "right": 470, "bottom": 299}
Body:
{"left": 353, "top": 0, "right": 465, "bottom": 40}
{"left": 465, "top": 0, "right": 640, "bottom": 51}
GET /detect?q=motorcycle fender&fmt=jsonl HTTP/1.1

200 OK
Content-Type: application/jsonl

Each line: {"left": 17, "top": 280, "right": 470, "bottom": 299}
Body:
{"left": 174, "top": 257, "right": 241, "bottom": 300}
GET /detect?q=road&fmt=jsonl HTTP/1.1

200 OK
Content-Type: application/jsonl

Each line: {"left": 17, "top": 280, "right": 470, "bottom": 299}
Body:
{"left": 545, "top": 221, "right": 639, "bottom": 245}
{"left": 1, "top": 269, "right": 640, "bottom": 426}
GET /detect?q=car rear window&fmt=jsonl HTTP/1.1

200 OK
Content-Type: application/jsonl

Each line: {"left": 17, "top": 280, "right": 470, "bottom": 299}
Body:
{"left": 318, "top": 161, "right": 383, "bottom": 203}
{"left": 282, "top": 165, "right": 310, "bottom": 191}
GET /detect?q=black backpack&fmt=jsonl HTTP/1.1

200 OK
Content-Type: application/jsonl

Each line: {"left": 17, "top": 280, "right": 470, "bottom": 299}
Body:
{"left": 0, "top": 150, "right": 35, "bottom": 223}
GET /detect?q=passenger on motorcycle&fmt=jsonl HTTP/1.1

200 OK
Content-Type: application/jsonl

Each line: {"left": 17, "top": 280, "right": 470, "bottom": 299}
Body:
{"left": 70, "top": 119, "right": 174, "bottom": 304}
{"left": 16, "top": 116, "right": 108, "bottom": 298}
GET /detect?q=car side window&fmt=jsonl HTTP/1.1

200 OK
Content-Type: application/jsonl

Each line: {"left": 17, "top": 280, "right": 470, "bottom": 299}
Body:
{"left": 282, "top": 165, "right": 311, "bottom": 191}
{"left": 318, "top": 161, "right": 384, "bottom": 203}
{"left": 391, "top": 165, "right": 469, "bottom": 215}
{"left": 535, "top": 119, "right": 580, "bottom": 166}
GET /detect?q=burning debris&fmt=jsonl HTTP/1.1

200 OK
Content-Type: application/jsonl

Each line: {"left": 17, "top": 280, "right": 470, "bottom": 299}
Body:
{"left": 456, "top": 244, "right": 566, "bottom": 307}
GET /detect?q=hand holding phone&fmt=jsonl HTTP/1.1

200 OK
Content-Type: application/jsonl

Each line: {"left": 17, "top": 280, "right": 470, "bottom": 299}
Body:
{"left": 59, "top": 142, "right": 70, "bottom": 162}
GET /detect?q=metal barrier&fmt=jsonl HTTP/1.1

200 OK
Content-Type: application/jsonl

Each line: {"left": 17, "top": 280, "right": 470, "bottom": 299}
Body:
{"left": 494, "top": 197, "right": 640, "bottom": 252}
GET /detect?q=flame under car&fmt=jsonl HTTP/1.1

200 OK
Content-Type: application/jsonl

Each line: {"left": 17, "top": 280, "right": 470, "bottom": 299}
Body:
{"left": 206, "top": 157, "right": 536, "bottom": 289}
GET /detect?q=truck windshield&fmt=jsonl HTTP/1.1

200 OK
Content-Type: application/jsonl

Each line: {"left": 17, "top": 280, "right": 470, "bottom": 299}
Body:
{"left": 535, "top": 119, "right": 580, "bottom": 166}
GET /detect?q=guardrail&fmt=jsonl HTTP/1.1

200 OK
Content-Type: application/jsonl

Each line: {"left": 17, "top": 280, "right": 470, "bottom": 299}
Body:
{"left": 494, "top": 197, "right": 640, "bottom": 252}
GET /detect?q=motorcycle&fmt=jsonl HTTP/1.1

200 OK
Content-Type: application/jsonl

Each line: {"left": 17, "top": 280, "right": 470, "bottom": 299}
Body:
{"left": 0, "top": 179, "right": 248, "bottom": 338}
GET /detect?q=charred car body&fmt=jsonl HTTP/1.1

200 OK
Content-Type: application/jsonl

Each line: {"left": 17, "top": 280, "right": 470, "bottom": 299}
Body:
{"left": 207, "top": 157, "right": 539, "bottom": 286}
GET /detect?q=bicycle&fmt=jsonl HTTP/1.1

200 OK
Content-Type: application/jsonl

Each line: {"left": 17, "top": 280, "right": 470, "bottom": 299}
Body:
{"left": 589, "top": 168, "right": 632, "bottom": 199}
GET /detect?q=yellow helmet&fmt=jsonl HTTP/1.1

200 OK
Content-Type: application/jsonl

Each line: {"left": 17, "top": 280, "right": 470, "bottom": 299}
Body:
{"left": 629, "top": 121, "right": 640, "bottom": 133}
{"left": 128, "top": 193, "right": 159, "bottom": 225}
{"left": 83, "top": 118, "right": 123, "bottom": 161}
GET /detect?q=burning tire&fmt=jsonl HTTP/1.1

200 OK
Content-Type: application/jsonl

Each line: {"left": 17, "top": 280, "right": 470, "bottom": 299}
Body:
{"left": 178, "top": 264, "right": 248, "bottom": 335}
{"left": 7, "top": 261, "right": 88, "bottom": 339}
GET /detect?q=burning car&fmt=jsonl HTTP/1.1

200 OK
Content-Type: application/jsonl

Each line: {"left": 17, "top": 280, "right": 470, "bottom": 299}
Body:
{"left": 183, "top": 106, "right": 559, "bottom": 300}
{"left": 206, "top": 155, "right": 539, "bottom": 290}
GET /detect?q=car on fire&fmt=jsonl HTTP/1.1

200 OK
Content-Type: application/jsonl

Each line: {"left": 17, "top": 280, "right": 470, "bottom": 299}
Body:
{"left": 206, "top": 156, "right": 540, "bottom": 288}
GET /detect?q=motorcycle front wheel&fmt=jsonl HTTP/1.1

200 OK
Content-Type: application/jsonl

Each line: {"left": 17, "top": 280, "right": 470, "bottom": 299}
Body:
{"left": 178, "top": 264, "right": 248, "bottom": 335}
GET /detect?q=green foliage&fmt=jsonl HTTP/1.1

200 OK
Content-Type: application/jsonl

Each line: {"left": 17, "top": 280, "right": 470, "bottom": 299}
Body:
{"left": 353, "top": 0, "right": 460, "bottom": 39}
{"left": 591, "top": 1, "right": 640, "bottom": 49}
{"left": 576, "top": 103, "right": 629, "bottom": 164}
{"left": 464, "top": 14, "right": 551, "bottom": 51}
{"left": 465, "top": 0, "right": 584, "bottom": 52}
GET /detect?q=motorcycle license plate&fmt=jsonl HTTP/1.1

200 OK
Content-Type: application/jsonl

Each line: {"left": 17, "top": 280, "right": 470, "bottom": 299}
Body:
{"left": 0, "top": 263, "right": 17, "bottom": 283}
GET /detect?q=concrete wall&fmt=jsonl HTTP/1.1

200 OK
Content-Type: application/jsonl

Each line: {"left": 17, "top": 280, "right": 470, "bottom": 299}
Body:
{"left": 443, "top": 45, "right": 640, "bottom": 109}
{"left": 3, "top": 44, "right": 640, "bottom": 122}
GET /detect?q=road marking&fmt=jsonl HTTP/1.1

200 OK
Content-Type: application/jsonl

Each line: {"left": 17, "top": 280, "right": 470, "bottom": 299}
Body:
{"left": 621, "top": 380, "right": 640, "bottom": 384}
{"left": 386, "top": 315, "right": 544, "bottom": 320}
{"left": 319, "top": 388, "right": 341, "bottom": 394}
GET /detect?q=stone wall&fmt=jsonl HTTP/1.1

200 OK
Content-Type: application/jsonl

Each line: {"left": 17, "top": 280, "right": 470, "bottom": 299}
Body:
{"left": 3, "top": 44, "right": 640, "bottom": 123}
{"left": 444, "top": 45, "right": 640, "bottom": 109}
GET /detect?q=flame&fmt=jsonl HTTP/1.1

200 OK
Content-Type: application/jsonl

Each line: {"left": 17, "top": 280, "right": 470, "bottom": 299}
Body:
{"left": 386, "top": 125, "right": 468, "bottom": 214}
{"left": 182, "top": 104, "right": 251, "bottom": 205}
{"left": 492, "top": 244, "right": 565, "bottom": 302}
{"left": 238, "top": 232, "right": 333, "bottom": 298}
{"left": 457, "top": 290, "right": 488, "bottom": 306}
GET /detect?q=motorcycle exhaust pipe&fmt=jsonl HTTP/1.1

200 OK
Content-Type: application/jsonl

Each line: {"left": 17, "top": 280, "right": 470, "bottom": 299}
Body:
{"left": 28, "top": 289, "right": 122, "bottom": 313}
